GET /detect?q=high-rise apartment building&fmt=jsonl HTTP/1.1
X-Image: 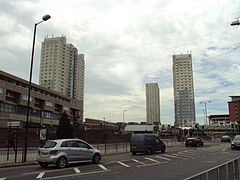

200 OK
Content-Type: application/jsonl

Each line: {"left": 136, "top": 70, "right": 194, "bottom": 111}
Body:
{"left": 146, "top": 83, "right": 160, "bottom": 124}
{"left": 173, "top": 54, "right": 196, "bottom": 127}
{"left": 39, "top": 36, "right": 84, "bottom": 122}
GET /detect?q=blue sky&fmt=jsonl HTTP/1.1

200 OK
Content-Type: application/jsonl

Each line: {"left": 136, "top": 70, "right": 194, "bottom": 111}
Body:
{"left": 0, "top": 0, "right": 240, "bottom": 125}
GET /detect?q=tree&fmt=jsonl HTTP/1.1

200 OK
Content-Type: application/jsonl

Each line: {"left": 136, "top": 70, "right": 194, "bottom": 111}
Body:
{"left": 56, "top": 111, "right": 73, "bottom": 139}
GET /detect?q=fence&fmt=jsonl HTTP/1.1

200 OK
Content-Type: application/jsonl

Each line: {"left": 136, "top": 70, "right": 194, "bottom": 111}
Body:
{"left": 184, "top": 157, "right": 240, "bottom": 180}
{"left": 0, "top": 139, "right": 181, "bottom": 165}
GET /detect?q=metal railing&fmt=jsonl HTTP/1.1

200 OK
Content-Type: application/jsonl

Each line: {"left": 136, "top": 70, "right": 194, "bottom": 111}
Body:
{"left": 184, "top": 157, "right": 240, "bottom": 180}
{"left": 0, "top": 139, "right": 181, "bottom": 165}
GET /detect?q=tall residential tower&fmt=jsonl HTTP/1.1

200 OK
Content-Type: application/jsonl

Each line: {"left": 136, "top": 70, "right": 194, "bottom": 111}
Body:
{"left": 39, "top": 36, "right": 85, "bottom": 122}
{"left": 173, "top": 54, "right": 196, "bottom": 127}
{"left": 146, "top": 83, "right": 160, "bottom": 124}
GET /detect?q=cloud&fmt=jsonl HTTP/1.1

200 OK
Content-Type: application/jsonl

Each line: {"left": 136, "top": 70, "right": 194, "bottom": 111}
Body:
{"left": 1, "top": 0, "right": 240, "bottom": 125}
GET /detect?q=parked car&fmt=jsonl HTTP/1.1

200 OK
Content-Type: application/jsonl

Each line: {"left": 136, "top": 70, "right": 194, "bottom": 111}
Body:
{"left": 185, "top": 137, "right": 204, "bottom": 147}
{"left": 130, "top": 133, "right": 166, "bottom": 155}
{"left": 231, "top": 135, "right": 240, "bottom": 150}
{"left": 37, "top": 139, "right": 101, "bottom": 168}
{"left": 221, "top": 135, "right": 231, "bottom": 143}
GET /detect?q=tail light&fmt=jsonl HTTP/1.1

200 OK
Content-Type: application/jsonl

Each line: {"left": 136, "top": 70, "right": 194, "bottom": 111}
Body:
{"left": 49, "top": 150, "right": 58, "bottom": 155}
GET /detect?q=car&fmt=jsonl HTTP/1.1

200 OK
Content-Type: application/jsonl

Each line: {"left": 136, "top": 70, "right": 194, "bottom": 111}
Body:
{"left": 231, "top": 135, "right": 240, "bottom": 150}
{"left": 185, "top": 137, "right": 204, "bottom": 147}
{"left": 221, "top": 135, "right": 231, "bottom": 143}
{"left": 37, "top": 139, "right": 101, "bottom": 168}
{"left": 130, "top": 133, "right": 166, "bottom": 155}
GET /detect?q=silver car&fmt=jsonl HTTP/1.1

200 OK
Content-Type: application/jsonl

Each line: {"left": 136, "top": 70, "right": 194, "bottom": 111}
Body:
{"left": 37, "top": 139, "right": 101, "bottom": 168}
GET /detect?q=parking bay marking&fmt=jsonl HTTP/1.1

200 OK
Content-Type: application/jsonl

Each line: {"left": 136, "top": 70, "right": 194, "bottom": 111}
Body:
{"left": 155, "top": 156, "right": 172, "bottom": 161}
{"left": 145, "top": 157, "right": 159, "bottom": 163}
{"left": 132, "top": 159, "right": 145, "bottom": 165}
{"left": 36, "top": 172, "right": 45, "bottom": 179}
{"left": 98, "top": 164, "right": 109, "bottom": 171}
{"left": 164, "top": 154, "right": 185, "bottom": 160}
{"left": 74, "top": 168, "right": 81, "bottom": 174}
{"left": 117, "top": 162, "right": 130, "bottom": 167}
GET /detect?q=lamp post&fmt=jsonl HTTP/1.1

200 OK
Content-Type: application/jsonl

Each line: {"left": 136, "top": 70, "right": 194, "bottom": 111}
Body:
{"left": 200, "top": 101, "right": 211, "bottom": 125}
{"left": 23, "top": 15, "right": 51, "bottom": 162}
{"left": 231, "top": 19, "right": 240, "bottom": 26}
{"left": 123, "top": 110, "right": 127, "bottom": 123}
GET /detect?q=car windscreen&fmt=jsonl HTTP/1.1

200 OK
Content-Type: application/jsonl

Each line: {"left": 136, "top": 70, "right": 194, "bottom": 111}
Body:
{"left": 234, "top": 136, "right": 240, "bottom": 141}
{"left": 41, "top": 141, "right": 57, "bottom": 148}
{"left": 131, "top": 136, "right": 144, "bottom": 143}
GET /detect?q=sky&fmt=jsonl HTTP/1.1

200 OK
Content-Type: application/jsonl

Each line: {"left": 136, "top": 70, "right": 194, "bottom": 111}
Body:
{"left": 0, "top": 0, "right": 240, "bottom": 125}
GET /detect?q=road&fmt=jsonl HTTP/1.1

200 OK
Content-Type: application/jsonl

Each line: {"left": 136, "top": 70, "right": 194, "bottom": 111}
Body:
{"left": 0, "top": 142, "right": 238, "bottom": 180}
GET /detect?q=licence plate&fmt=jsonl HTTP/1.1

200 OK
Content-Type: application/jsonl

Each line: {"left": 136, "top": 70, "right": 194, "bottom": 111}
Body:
{"left": 131, "top": 145, "right": 136, "bottom": 149}
{"left": 42, "top": 152, "right": 48, "bottom": 155}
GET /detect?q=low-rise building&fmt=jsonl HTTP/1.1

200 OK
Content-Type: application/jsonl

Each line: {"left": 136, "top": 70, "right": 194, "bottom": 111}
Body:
{"left": 0, "top": 70, "right": 83, "bottom": 128}
{"left": 208, "top": 114, "right": 230, "bottom": 127}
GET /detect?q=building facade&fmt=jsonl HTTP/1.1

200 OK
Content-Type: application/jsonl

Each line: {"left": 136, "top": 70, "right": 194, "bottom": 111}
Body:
{"left": 228, "top": 96, "right": 240, "bottom": 123}
{"left": 146, "top": 83, "right": 160, "bottom": 124}
{"left": 208, "top": 114, "right": 230, "bottom": 126}
{"left": 0, "top": 70, "right": 83, "bottom": 128}
{"left": 39, "top": 36, "right": 85, "bottom": 103}
{"left": 172, "top": 54, "right": 196, "bottom": 127}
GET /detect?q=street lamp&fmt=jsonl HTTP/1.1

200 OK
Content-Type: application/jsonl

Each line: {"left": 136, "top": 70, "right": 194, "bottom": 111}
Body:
{"left": 123, "top": 110, "right": 127, "bottom": 123}
{"left": 200, "top": 101, "right": 211, "bottom": 125}
{"left": 231, "top": 19, "right": 240, "bottom": 26}
{"left": 23, "top": 14, "right": 51, "bottom": 162}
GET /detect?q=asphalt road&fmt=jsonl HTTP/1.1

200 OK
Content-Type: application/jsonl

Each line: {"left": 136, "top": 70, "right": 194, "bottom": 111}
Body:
{"left": 0, "top": 142, "right": 238, "bottom": 180}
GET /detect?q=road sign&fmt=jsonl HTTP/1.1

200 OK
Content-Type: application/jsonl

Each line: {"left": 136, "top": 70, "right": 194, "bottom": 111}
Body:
{"left": 7, "top": 121, "right": 21, "bottom": 127}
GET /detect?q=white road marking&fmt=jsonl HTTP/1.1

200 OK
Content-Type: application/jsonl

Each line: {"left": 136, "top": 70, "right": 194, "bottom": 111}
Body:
{"left": 98, "top": 164, "right": 109, "bottom": 171}
{"left": 155, "top": 156, "right": 172, "bottom": 161}
{"left": 171, "top": 153, "right": 192, "bottom": 159}
{"left": 36, "top": 172, "right": 45, "bottom": 179}
{"left": 118, "top": 161, "right": 130, "bottom": 167}
{"left": 74, "top": 168, "right": 81, "bottom": 174}
{"left": 41, "top": 170, "right": 107, "bottom": 180}
{"left": 222, "top": 148, "right": 226, "bottom": 151}
{"left": 165, "top": 154, "right": 186, "bottom": 159}
{"left": 132, "top": 159, "right": 145, "bottom": 165}
{"left": 145, "top": 157, "right": 159, "bottom": 163}
{"left": 0, "top": 178, "right": 6, "bottom": 180}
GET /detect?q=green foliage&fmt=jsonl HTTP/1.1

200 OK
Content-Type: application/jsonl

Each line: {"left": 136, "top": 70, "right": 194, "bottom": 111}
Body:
{"left": 56, "top": 111, "right": 73, "bottom": 139}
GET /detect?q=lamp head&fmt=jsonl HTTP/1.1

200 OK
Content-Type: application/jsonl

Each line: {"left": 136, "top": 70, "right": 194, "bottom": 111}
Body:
{"left": 42, "top": 14, "right": 51, "bottom": 21}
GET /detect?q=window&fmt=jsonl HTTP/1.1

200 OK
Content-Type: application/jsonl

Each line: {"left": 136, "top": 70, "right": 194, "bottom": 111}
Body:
{"left": 22, "top": 95, "right": 32, "bottom": 101}
{"left": 0, "top": 88, "right": 4, "bottom": 93}
{"left": 46, "top": 101, "right": 53, "bottom": 107}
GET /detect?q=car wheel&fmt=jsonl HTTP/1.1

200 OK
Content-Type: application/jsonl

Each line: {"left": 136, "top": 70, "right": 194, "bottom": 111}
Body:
{"left": 56, "top": 157, "right": 67, "bottom": 168}
{"left": 185, "top": 144, "right": 188, "bottom": 147}
{"left": 161, "top": 147, "right": 166, "bottom": 153}
{"left": 39, "top": 162, "right": 49, "bottom": 168}
{"left": 92, "top": 153, "right": 101, "bottom": 164}
{"left": 146, "top": 148, "right": 152, "bottom": 155}
{"left": 131, "top": 152, "right": 136, "bottom": 155}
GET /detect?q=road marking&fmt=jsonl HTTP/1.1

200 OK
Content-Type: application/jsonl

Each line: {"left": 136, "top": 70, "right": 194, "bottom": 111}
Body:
{"left": 36, "top": 172, "right": 45, "bottom": 179}
{"left": 0, "top": 178, "right": 6, "bottom": 180}
{"left": 98, "top": 164, "right": 109, "bottom": 171}
{"left": 41, "top": 170, "right": 107, "bottom": 180}
{"left": 118, "top": 161, "right": 130, "bottom": 167}
{"left": 171, "top": 153, "right": 192, "bottom": 159}
{"left": 165, "top": 154, "right": 185, "bottom": 159}
{"left": 74, "top": 168, "right": 81, "bottom": 174}
{"left": 132, "top": 159, "right": 145, "bottom": 165}
{"left": 145, "top": 157, "right": 159, "bottom": 163}
{"left": 222, "top": 148, "right": 226, "bottom": 151}
{"left": 155, "top": 156, "right": 172, "bottom": 161}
